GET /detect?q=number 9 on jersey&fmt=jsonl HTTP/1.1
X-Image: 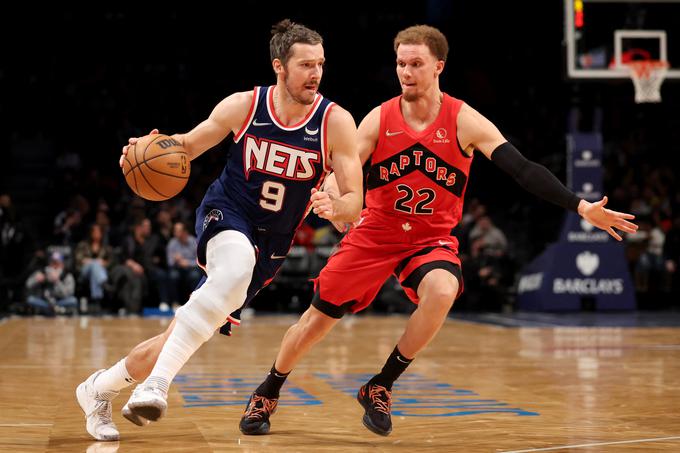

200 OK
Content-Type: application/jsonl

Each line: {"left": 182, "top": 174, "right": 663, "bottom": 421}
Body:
{"left": 260, "top": 181, "right": 285, "bottom": 212}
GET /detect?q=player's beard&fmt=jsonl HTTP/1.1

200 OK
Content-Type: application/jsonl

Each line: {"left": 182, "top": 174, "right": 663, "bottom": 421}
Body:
{"left": 401, "top": 81, "right": 421, "bottom": 102}
{"left": 402, "top": 91, "right": 420, "bottom": 102}
{"left": 283, "top": 71, "right": 317, "bottom": 105}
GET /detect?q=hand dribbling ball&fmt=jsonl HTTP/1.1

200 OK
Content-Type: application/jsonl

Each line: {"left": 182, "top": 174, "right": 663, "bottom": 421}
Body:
{"left": 121, "top": 134, "right": 190, "bottom": 201}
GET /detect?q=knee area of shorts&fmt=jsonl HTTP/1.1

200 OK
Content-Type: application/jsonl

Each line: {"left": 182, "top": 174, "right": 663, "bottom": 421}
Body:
{"left": 310, "top": 292, "right": 353, "bottom": 320}
{"left": 308, "top": 307, "right": 339, "bottom": 328}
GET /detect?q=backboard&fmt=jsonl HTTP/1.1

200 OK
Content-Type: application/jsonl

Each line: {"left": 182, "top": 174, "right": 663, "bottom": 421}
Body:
{"left": 564, "top": 0, "right": 680, "bottom": 79}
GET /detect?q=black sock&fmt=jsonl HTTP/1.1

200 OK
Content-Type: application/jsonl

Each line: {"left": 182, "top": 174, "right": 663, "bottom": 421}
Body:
{"left": 255, "top": 364, "right": 290, "bottom": 399}
{"left": 368, "top": 346, "right": 413, "bottom": 390}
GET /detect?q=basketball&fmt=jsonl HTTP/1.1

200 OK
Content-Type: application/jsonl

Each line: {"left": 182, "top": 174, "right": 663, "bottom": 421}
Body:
{"left": 121, "top": 133, "right": 190, "bottom": 201}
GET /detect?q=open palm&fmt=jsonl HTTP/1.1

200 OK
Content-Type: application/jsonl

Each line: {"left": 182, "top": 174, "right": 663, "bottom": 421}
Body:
{"left": 580, "top": 196, "right": 638, "bottom": 241}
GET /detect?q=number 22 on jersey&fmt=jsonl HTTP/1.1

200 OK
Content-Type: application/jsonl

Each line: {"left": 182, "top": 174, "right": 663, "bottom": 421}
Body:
{"left": 394, "top": 184, "right": 436, "bottom": 215}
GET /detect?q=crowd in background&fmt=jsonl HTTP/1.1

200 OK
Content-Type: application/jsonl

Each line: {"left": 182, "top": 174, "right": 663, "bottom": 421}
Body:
{"left": 2, "top": 148, "right": 678, "bottom": 316}
{"left": 1, "top": 7, "right": 679, "bottom": 316}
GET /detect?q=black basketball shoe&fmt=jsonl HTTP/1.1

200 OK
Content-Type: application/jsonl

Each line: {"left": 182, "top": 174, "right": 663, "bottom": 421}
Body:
{"left": 357, "top": 383, "right": 393, "bottom": 436}
{"left": 239, "top": 392, "right": 278, "bottom": 435}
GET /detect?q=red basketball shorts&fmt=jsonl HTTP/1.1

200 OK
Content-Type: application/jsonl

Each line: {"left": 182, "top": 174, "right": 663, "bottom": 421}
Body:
{"left": 312, "top": 216, "right": 463, "bottom": 318}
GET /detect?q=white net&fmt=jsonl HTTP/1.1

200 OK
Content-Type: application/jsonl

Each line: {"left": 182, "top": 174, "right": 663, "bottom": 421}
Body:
{"left": 626, "top": 60, "right": 669, "bottom": 103}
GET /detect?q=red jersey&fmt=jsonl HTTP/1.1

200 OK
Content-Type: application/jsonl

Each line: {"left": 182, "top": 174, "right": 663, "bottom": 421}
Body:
{"left": 364, "top": 93, "right": 472, "bottom": 240}
{"left": 312, "top": 94, "right": 469, "bottom": 314}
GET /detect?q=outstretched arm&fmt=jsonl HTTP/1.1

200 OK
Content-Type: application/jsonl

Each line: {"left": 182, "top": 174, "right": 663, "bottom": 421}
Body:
{"left": 457, "top": 103, "right": 638, "bottom": 241}
{"left": 171, "top": 91, "right": 252, "bottom": 161}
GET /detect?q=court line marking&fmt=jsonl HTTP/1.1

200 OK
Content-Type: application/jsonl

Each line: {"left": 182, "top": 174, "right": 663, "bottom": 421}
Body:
{"left": 0, "top": 424, "right": 53, "bottom": 427}
{"left": 454, "top": 314, "right": 561, "bottom": 328}
{"left": 500, "top": 435, "right": 680, "bottom": 452}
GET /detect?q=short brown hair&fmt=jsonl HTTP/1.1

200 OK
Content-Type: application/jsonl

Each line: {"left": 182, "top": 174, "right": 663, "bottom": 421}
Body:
{"left": 270, "top": 19, "right": 323, "bottom": 65}
{"left": 394, "top": 25, "right": 449, "bottom": 62}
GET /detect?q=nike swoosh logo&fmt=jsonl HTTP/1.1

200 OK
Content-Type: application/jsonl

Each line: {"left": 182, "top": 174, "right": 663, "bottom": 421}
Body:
{"left": 305, "top": 126, "right": 319, "bottom": 135}
{"left": 396, "top": 355, "right": 411, "bottom": 364}
{"left": 386, "top": 130, "right": 404, "bottom": 137}
{"left": 270, "top": 253, "right": 287, "bottom": 259}
{"left": 253, "top": 119, "right": 272, "bottom": 126}
{"left": 438, "top": 240, "right": 453, "bottom": 246}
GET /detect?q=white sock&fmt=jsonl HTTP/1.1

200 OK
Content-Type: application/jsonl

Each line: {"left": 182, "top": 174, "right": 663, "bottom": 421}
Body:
{"left": 145, "top": 320, "right": 208, "bottom": 389}
{"left": 94, "top": 358, "right": 136, "bottom": 394}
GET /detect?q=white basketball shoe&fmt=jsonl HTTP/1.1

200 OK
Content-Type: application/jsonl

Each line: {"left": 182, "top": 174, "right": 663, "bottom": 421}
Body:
{"left": 125, "top": 382, "right": 168, "bottom": 422}
{"left": 76, "top": 370, "right": 120, "bottom": 441}
{"left": 121, "top": 402, "right": 150, "bottom": 426}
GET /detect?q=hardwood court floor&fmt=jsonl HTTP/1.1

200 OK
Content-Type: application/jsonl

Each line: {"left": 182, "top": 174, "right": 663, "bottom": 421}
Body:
{"left": 1, "top": 314, "right": 679, "bottom": 452}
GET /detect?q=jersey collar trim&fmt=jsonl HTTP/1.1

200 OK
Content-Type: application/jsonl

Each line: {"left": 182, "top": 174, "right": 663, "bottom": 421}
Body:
{"left": 266, "top": 85, "right": 323, "bottom": 131}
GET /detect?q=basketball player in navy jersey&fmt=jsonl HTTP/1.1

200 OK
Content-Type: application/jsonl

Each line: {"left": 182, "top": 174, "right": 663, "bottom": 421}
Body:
{"left": 241, "top": 25, "right": 639, "bottom": 436}
{"left": 75, "top": 19, "right": 362, "bottom": 441}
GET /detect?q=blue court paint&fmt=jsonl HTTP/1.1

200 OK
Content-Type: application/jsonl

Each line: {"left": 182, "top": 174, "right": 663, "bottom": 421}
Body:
{"left": 176, "top": 373, "right": 322, "bottom": 408}
{"left": 176, "top": 372, "right": 539, "bottom": 416}
{"left": 315, "top": 372, "right": 539, "bottom": 417}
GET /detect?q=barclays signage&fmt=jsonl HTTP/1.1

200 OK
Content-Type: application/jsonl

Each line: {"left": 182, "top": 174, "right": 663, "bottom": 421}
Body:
{"left": 517, "top": 243, "right": 634, "bottom": 310}
{"left": 553, "top": 251, "right": 625, "bottom": 295}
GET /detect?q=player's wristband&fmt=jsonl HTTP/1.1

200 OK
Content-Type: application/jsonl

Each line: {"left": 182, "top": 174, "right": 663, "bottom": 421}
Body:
{"left": 491, "top": 142, "right": 581, "bottom": 212}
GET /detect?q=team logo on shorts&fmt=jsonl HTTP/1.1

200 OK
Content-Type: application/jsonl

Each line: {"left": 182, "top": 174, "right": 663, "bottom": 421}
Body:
{"left": 202, "top": 209, "right": 223, "bottom": 231}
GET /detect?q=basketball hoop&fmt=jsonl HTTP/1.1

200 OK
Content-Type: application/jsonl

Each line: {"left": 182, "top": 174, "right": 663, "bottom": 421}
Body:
{"left": 625, "top": 60, "right": 669, "bottom": 103}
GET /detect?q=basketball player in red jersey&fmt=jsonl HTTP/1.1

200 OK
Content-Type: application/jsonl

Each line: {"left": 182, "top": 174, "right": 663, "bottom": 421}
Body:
{"left": 241, "top": 25, "right": 638, "bottom": 436}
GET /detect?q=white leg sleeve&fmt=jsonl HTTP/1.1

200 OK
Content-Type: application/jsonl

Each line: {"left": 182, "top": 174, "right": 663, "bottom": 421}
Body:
{"left": 175, "top": 230, "right": 256, "bottom": 341}
{"left": 147, "top": 230, "right": 255, "bottom": 384}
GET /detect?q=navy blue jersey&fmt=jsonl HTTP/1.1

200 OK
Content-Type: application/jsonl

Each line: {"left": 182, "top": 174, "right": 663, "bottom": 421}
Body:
{"left": 193, "top": 86, "right": 336, "bottom": 334}
{"left": 198, "top": 85, "right": 333, "bottom": 236}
